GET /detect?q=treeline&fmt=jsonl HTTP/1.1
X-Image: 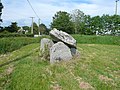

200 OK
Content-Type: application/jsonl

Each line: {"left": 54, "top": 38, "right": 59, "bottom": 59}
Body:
{"left": 0, "top": 22, "right": 49, "bottom": 35}
{"left": 0, "top": 9, "right": 120, "bottom": 35}
{"left": 51, "top": 9, "right": 120, "bottom": 35}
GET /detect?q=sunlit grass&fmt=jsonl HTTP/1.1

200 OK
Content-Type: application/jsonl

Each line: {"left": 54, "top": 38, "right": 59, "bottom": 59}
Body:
{"left": 1, "top": 43, "right": 119, "bottom": 90}
{"left": 0, "top": 43, "right": 39, "bottom": 89}
{"left": 72, "top": 35, "right": 120, "bottom": 46}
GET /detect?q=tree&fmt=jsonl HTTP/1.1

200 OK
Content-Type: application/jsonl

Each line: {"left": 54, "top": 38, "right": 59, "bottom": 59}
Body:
{"left": 0, "top": 26, "right": 4, "bottom": 32}
{"left": 10, "top": 22, "right": 19, "bottom": 32}
{"left": 84, "top": 15, "right": 94, "bottom": 35}
{"left": 22, "top": 26, "right": 30, "bottom": 33}
{"left": 32, "top": 22, "right": 38, "bottom": 34}
{"left": 39, "top": 23, "right": 48, "bottom": 34}
{"left": 90, "top": 16, "right": 103, "bottom": 34}
{"left": 51, "top": 11, "right": 74, "bottom": 34}
{"left": 3, "top": 22, "right": 19, "bottom": 33}
{"left": 110, "top": 15, "right": 120, "bottom": 35}
{"left": 71, "top": 9, "right": 85, "bottom": 34}
{"left": 22, "top": 26, "right": 30, "bottom": 30}
{"left": 100, "top": 15, "right": 120, "bottom": 35}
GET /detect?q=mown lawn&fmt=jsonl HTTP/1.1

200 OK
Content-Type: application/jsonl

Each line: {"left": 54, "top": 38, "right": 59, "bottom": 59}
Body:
{"left": 0, "top": 43, "right": 119, "bottom": 90}
{"left": 72, "top": 35, "right": 120, "bottom": 46}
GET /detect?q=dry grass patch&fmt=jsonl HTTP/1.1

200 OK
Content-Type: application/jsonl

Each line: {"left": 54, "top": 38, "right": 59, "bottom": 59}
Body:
{"left": 79, "top": 81, "right": 94, "bottom": 90}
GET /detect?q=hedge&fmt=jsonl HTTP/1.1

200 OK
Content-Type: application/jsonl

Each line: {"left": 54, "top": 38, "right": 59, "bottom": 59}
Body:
{"left": 0, "top": 33, "right": 34, "bottom": 38}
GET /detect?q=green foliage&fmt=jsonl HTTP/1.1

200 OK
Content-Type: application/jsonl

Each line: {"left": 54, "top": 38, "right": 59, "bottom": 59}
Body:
{"left": 22, "top": 26, "right": 30, "bottom": 31}
{"left": 51, "top": 10, "right": 120, "bottom": 35}
{"left": 0, "top": 37, "right": 40, "bottom": 54}
{"left": 85, "top": 14, "right": 120, "bottom": 35}
{"left": 3, "top": 22, "right": 20, "bottom": 33}
{"left": 39, "top": 23, "right": 48, "bottom": 35}
{"left": 90, "top": 16, "right": 102, "bottom": 34}
{"left": 71, "top": 10, "right": 120, "bottom": 35}
{"left": 33, "top": 22, "right": 39, "bottom": 34}
{"left": 0, "top": 33, "right": 34, "bottom": 38}
{"left": 51, "top": 11, "right": 74, "bottom": 34}
{"left": 22, "top": 26, "right": 30, "bottom": 33}
{"left": 0, "top": 22, "right": 49, "bottom": 35}
{"left": 0, "top": 35, "right": 49, "bottom": 54}
{"left": 0, "top": 30, "right": 10, "bottom": 34}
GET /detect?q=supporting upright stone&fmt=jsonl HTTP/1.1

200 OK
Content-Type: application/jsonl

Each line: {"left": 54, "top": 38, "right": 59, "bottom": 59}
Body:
{"left": 40, "top": 38, "right": 54, "bottom": 52}
{"left": 50, "top": 42, "right": 72, "bottom": 63}
{"left": 70, "top": 48, "right": 80, "bottom": 58}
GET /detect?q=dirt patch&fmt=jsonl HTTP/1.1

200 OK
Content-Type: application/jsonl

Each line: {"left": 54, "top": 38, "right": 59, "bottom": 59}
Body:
{"left": 6, "top": 67, "right": 13, "bottom": 75}
{"left": 69, "top": 70, "right": 94, "bottom": 90}
{"left": 99, "top": 75, "right": 113, "bottom": 82}
{"left": 79, "top": 81, "right": 94, "bottom": 90}
{"left": 87, "top": 44, "right": 95, "bottom": 46}
{"left": 6, "top": 65, "right": 14, "bottom": 75}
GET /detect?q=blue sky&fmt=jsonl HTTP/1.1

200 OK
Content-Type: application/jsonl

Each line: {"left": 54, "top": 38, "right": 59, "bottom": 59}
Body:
{"left": 1, "top": 0, "right": 120, "bottom": 28}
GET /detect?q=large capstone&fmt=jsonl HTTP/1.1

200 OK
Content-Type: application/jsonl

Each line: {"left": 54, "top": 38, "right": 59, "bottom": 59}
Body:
{"left": 40, "top": 38, "right": 54, "bottom": 52}
{"left": 50, "top": 42, "right": 72, "bottom": 63}
{"left": 50, "top": 28, "right": 76, "bottom": 48}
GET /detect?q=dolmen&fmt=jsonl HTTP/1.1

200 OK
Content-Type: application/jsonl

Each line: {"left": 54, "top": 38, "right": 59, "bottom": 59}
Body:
{"left": 40, "top": 28, "right": 80, "bottom": 64}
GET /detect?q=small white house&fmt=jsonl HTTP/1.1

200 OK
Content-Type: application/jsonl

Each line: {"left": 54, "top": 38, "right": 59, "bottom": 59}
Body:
{"left": 18, "top": 27, "right": 28, "bottom": 34}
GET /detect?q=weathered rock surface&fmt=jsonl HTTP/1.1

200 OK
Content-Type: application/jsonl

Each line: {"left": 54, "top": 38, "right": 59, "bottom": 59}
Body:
{"left": 40, "top": 38, "right": 54, "bottom": 52}
{"left": 50, "top": 28, "right": 76, "bottom": 48}
{"left": 40, "top": 29, "right": 80, "bottom": 63}
{"left": 50, "top": 42, "right": 72, "bottom": 63}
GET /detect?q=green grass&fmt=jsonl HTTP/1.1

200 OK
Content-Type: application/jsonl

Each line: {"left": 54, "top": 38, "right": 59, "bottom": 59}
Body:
{"left": 0, "top": 36, "right": 49, "bottom": 54}
{"left": 0, "top": 37, "right": 40, "bottom": 54}
{"left": 72, "top": 35, "right": 120, "bottom": 46}
{"left": 0, "top": 43, "right": 39, "bottom": 89}
{"left": 0, "top": 43, "right": 119, "bottom": 90}
{"left": 0, "top": 35, "right": 120, "bottom": 90}
{"left": 0, "top": 35, "right": 119, "bottom": 54}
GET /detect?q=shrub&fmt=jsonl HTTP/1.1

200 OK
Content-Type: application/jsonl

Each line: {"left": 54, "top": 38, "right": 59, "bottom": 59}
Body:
{"left": 0, "top": 33, "right": 34, "bottom": 38}
{"left": 0, "top": 35, "right": 49, "bottom": 54}
{"left": 0, "top": 37, "right": 39, "bottom": 54}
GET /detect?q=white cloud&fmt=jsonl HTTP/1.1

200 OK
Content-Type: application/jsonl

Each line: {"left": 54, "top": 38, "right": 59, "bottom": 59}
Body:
{"left": 1, "top": 0, "right": 120, "bottom": 27}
